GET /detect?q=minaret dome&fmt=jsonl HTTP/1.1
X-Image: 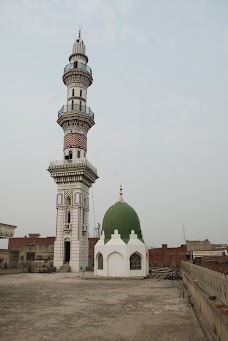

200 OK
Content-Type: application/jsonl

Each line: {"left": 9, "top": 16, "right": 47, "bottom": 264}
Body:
{"left": 70, "top": 30, "right": 88, "bottom": 63}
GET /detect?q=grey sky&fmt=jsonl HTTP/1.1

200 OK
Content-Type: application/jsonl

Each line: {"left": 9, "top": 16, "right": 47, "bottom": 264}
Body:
{"left": 0, "top": 0, "right": 227, "bottom": 248}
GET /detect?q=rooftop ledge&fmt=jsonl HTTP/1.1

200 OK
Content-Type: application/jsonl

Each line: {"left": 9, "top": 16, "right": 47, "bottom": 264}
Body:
{"left": 0, "top": 223, "right": 17, "bottom": 238}
{"left": 49, "top": 158, "right": 97, "bottom": 175}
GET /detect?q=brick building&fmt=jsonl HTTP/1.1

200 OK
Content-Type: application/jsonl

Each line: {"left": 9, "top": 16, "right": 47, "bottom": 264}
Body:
{"left": 149, "top": 244, "right": 187, "bottom": 268}
{"left": 7, "top": 234, "right": 55, "bottom": 263}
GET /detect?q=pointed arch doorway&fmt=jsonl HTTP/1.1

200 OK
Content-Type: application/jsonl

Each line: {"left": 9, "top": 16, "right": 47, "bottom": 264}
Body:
{"left": 64, "top": 240, "right": 70, "bottom": 263}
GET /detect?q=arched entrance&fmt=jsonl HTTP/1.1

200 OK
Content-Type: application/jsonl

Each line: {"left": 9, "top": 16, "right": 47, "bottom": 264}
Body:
{"left": 107, "top": 252, "right": 124, "bottom": 277}
{"left": 64, "top": 241, "right": 70, "bottom": 263}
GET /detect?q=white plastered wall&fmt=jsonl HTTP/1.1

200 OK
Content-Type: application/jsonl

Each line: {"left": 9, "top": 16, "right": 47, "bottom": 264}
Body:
{"left": 94, "top": 230, "right": 148, "bottom": 277}
{"left": 54, "top": 183, "right": 89, "bottom": 272}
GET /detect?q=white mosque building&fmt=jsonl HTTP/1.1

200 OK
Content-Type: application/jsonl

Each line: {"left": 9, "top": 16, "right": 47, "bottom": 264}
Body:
{"left": 94, "top": 187, "right": 149, "bottom": 277}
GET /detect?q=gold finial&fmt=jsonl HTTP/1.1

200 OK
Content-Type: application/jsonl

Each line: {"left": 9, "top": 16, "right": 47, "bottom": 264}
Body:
{"left": 119, "top": 185, "right": 123, "bottom": 202}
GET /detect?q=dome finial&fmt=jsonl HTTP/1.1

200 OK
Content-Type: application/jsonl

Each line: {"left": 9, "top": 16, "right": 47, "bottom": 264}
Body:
{"left": 79, "top": 26, "right": 81, "bottom": 39}
{"left": 119, "top": 185, "right": 123, "bottom": 202}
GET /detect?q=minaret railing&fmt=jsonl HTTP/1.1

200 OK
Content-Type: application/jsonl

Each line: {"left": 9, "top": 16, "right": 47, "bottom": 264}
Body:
{"left": 58, "top": 104, "right": 94, "bottom": 119}
{"left": 63, "top": 62, "right": 92, "bottom": 76}
{"left": 49, "top": 158, "right": 97, "bottom": 175}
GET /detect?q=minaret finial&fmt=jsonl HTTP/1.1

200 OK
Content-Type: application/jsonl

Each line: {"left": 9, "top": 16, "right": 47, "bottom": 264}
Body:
{"left": 79, "top": 26, "right": 81, "bottom": 39}
{"left": 119, "top": 185, "right": 123, "bottom": 202}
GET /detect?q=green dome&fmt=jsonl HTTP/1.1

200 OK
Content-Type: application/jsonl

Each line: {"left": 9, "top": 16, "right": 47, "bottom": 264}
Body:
{"left": 102, "top": 201, "right": 143, "bottom": 244}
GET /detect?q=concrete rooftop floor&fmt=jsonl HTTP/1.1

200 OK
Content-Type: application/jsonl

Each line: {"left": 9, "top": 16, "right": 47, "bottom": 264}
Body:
{"left": 0, "top": 273, "right": 206, "bottom": 341}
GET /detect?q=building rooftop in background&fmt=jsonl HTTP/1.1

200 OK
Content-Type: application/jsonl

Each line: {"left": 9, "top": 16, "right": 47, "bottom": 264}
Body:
{"left": 0, "top": 223, "right": 17, "bottom": 238}
{"left": 186, "top": 240, "right": 228, "bottom": 252}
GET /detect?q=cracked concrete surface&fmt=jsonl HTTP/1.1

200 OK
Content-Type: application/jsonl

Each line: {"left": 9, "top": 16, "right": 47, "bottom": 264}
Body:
{"left": 0, "top": 273, "right": 206, "bottom": 341}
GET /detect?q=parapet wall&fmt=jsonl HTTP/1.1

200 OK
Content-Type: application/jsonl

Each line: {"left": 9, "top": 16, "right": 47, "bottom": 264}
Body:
{"left": 181, "top": 261, "right": 228, "bottom": 306}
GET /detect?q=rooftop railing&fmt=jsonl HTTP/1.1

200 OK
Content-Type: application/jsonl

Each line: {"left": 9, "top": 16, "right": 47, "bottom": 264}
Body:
{"left": 58, "top": 104, "right": 94, "bottom": 119}
{"left": 63, "top": 62, "right": 92, "bottom": 76}
{"left": 49, "top": 158, "right": 97, "bottom": 175}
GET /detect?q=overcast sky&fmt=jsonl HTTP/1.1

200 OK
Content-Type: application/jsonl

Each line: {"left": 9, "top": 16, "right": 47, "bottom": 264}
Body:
{"left": 0, "top": 0, "right": 228, "bottom": 248}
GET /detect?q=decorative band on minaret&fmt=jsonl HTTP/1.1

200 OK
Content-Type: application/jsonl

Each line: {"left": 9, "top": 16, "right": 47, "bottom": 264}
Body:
{"left": 48, "top": 31, "right": 98, "bottom": 273}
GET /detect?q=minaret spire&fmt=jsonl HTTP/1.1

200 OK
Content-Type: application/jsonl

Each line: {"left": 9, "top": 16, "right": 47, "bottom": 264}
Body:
{"left": 119, "top": 185, "right": 123, "bottom": 202}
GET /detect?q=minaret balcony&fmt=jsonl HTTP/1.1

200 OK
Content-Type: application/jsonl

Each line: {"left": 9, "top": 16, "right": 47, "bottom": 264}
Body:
{"left": 63, "top": 62, "right": 92, "bottom": 76}
{"left": 58, "top": 104, "right": 94, "bottom": 120}
{"left": 49, "top": 158, "right": 97, "bottom": 176}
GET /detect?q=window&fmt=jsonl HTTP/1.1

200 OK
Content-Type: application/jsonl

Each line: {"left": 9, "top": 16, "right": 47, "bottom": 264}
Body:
{"left": 67, "top": 210, "right": 71, "bottom": 224}
{"left": 79, "top": 100, "right": 82, "bottom": 111}
{"left": 97, "top": 253, "right": 103, "bottom": 270}
{"left": 69, "top": 150, "right": 73, "bottom": 159}
{"left": 72, "top": 89, "right": 75, "bottom": 97}
{"left": 74, "top": 61, "right": 78, "bottom": 68}
{"left": 57, "top": 193, "right": 63, "bottom": 205}
{"left": 71, "top": 100, "right": 74, "bottom": 110}
{"left": 26, "top": 252, "right": 35, "bottom": 261}
{"left": 130, "top": 253, "right": 141, "bottom": 270}
{"left": 80, "top": 89, "right": 82, "bottom": 97}
{"left": 77, "top": 150, "right": 80, "bottom": 158}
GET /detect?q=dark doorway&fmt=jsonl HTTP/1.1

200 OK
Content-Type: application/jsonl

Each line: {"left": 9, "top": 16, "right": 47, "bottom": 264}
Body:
{"left": 65, "top": 241, "right": 70, "bottom": 263}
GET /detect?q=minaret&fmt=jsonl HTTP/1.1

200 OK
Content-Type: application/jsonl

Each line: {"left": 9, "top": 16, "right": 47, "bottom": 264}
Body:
{"left": 48, "top": 31, "right": 98, "bottom": 272}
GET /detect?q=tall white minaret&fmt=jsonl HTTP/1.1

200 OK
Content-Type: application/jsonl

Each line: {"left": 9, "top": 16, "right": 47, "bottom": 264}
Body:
{"left": 48, "top": 31, "right": 98, "bottom": 272}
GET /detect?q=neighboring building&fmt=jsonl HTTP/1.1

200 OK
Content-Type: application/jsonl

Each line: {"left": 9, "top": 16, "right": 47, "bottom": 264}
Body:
{"left": 94, "top": 187, "right": 149, "bottom": 277}
{"left": 186, "top": 240, "right": 228, "bottom": 262}
{"left": 48, "top": 31, "right": 98, "bottom": 273}
{"left": 7, "top": 234, "right": 55, "bottom": 262}
{"left": 187, "top": 239, "right": 215, "bottom": 252}
{"left": 0, "top": 223, "right": 17, "bottom": 239}
{"left": 149, "top": 244, "right": 187, "bottom": 268}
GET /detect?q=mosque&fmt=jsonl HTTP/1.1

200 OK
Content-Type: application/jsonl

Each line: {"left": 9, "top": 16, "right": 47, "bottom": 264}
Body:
{"left": 48, "top": 31, "right": 148, "bottom": 277}
{"left": 95, "top": 186, "right": 148, "bottom": 277}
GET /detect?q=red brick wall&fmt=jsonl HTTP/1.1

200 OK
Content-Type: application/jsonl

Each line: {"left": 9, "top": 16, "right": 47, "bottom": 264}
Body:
{"left": 149, "top": 244, "right": 187, "bottom": 267}
{"left": 88, "top": 237, "right": 99, "bottom": 267}
{"left": 201, "top": 257, "right": 228, "bottom": 275}
{"left": 8, "top": 236, "right": 55, "bottom": 250}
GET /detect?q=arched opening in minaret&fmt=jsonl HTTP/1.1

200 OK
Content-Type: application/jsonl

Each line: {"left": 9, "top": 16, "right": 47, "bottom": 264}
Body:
{"left": 66, "top": 197, "right": 71, "bottom": 206}
{"left": 69, "top": 150, "right": 73, "bottom": 159}
{"left": 77, "top": 150, "right": 80, "bottom": 158}
{"left": 79, "top": 100, "right": 82, "bottom": 111}
{"left": 72, "top": 89, "right": 74, "bottom": 97}
{"left": 67, "top": 210, "right": 71, "bottom": 224}
{"left": 74, "top": 61, "right": 78, "bottom": 69}
{"left": 64, "top": 240, "right": 70, "bottom": 263}
{"left": 80, "top": 89, "right": 82, "bottom": 97}
{"left": 71, "top": 100, "right": 74, "bottom": 110}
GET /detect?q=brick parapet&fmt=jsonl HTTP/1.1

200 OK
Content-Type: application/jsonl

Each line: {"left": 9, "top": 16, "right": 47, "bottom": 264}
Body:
{"left": 149, "top": 244, "right": 187, "bottom": 266}
{"left": 8, "top": 237, "right": 55, "bottom": 250}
